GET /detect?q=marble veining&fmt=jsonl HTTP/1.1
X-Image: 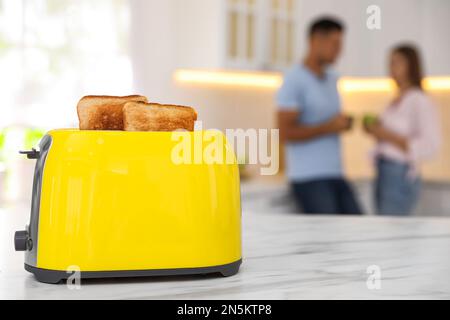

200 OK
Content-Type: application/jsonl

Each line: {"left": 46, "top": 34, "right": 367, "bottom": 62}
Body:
{"left": 1, "top": 205, "right": 450, "bottom": 299}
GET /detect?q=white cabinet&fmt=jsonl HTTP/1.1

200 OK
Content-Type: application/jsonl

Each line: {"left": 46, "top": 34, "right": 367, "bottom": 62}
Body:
{"left": 223, "top": 0, "right": 299, "bottom": 71}
{"left": 150, "top": 0, "right": 450, "bottom": 76}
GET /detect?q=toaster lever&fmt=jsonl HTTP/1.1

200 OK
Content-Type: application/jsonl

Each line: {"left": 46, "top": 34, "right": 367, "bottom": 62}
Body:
{"left": 19, "top": 148, "right": 40, "bottom": 159}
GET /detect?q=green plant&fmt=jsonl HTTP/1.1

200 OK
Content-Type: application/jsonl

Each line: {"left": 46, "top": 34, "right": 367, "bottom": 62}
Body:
{"left": 0, "top": 129, "right": 5, "bottom": 162}
{"left": 24, "top": 128, "right": 46, "bottom": 150}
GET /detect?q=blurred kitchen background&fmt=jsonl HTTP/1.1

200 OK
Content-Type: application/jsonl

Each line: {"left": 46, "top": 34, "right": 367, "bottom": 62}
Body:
{"left": 0, "top": 0, "right": 449, "bottom": 216}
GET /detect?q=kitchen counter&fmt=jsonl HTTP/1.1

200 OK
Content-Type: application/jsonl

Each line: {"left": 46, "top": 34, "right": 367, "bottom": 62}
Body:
{"left": 1, "top": 204, "right": 450, "bottom": 299}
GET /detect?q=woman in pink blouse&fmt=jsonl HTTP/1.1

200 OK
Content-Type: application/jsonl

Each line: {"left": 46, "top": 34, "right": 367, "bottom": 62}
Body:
{"left": 364, "top": 45, "right": 441, "bottom": 215}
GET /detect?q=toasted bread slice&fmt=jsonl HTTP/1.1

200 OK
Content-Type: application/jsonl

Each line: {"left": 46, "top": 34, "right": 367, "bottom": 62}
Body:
{"left": 77, "top": 95, "right": 148, "bottom": 130}
{"left": 123, "top": 102, "right": 198, "bottom": 132}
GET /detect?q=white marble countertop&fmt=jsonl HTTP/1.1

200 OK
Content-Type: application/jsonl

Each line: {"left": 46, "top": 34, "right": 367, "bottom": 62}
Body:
{"left": 1, "top": 204, "right": 450, "bottom": 299}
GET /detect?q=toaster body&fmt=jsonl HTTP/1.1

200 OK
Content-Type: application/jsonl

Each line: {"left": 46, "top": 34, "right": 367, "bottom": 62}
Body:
{"left": 15, "top": 129, "right": 241, "bottom": 283}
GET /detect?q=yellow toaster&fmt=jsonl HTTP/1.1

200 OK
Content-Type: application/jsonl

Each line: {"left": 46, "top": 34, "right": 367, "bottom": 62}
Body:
{"left": 15, "top": 129, "right": 242, "bottom": 284}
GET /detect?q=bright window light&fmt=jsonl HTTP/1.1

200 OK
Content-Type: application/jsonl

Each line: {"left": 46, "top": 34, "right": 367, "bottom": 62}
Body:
{"left": 0, "top": 0, "right": 132, "bottom": 129}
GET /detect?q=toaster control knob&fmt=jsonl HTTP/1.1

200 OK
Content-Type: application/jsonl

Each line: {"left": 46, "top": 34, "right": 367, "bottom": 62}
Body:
{"left": 14, "top": 230, "right": 30, "bottom": 251}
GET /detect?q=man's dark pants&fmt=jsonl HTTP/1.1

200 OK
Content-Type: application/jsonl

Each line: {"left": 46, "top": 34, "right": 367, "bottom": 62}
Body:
{"left": 291, "top": 178, "right": 363, "bottom": 214}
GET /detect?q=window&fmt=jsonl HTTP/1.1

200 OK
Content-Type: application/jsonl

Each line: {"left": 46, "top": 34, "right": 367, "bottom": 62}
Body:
{"left": 0, "top": 0, "right": 131, "bottom": 202}
{"left": 224, "top": 0, "right": 297, "bottom": 70}
{"left": 0, "top": 0, "right": 131, "bottom": 129}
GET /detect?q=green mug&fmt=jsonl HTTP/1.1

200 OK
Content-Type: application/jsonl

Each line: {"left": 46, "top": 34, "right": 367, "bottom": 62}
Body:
{"left": 363, "top": 114, "right": 378, "bottom": 127}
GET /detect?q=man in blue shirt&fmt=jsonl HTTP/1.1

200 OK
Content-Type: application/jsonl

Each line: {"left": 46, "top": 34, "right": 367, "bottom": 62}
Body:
{"left": 277, "top": 17, "right": 362, "bottom": 214}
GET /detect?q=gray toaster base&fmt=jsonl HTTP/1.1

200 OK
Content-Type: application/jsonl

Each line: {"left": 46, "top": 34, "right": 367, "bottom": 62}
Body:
{"left": 25, "top": 259, "right": 242, "bottom": 284}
